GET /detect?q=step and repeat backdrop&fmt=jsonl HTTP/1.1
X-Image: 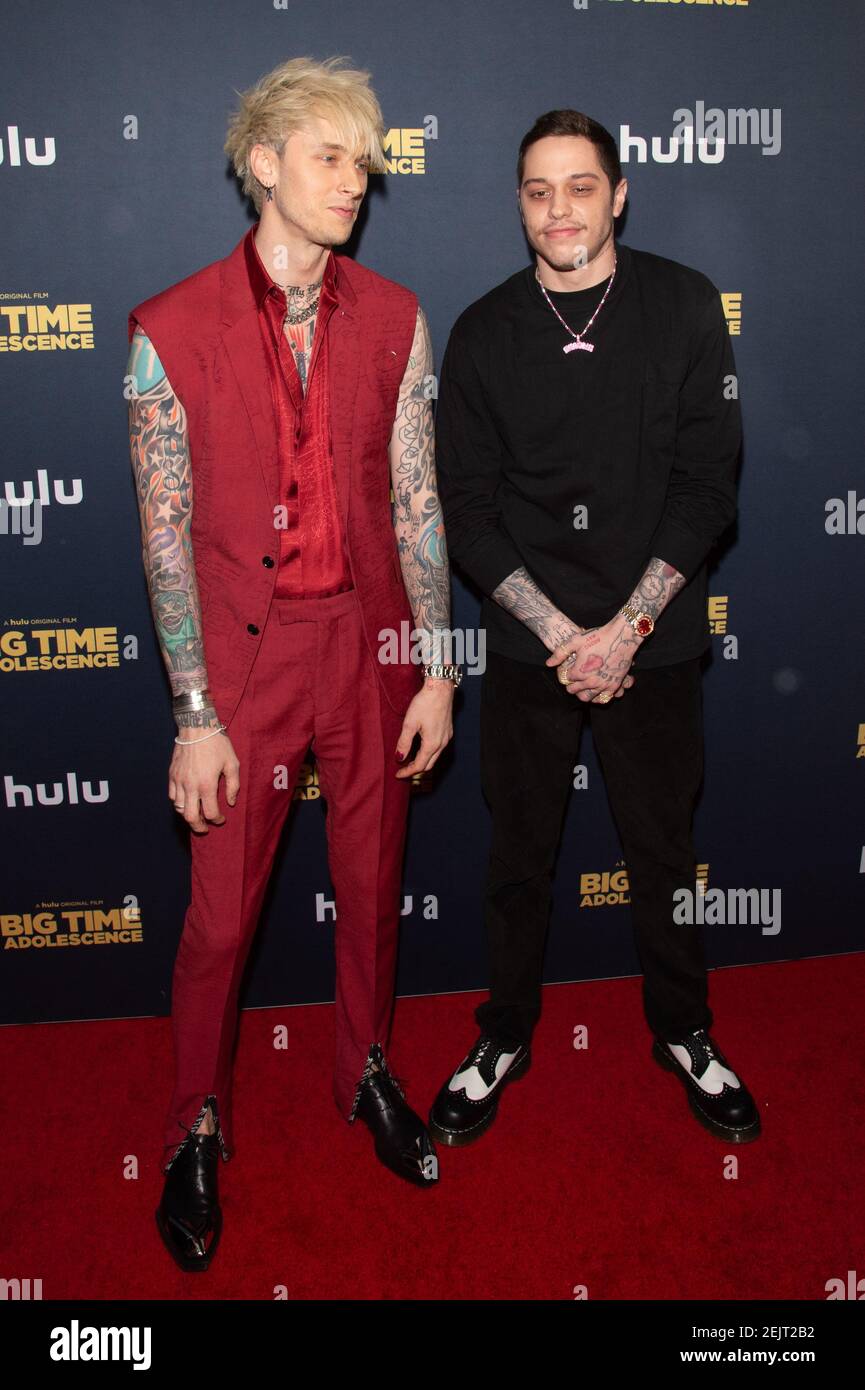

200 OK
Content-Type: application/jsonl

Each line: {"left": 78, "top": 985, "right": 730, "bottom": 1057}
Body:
{"left": 1, "top": 0, "right": 862, "bottom": 1027}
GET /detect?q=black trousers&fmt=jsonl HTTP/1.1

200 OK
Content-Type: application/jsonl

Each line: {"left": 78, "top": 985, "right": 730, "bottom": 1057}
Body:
{"left": 474, "top": 649, "right": 713, "bottom": 1048}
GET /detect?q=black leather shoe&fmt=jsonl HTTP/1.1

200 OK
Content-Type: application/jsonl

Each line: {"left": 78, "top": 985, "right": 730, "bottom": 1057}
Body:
{"left": 429, "top": 1034, "right": 531, "bottom": 1147}
{"left": 652, "top": 1028, "right": 761, "bottom": 1143}
{"left": 155, "top": 1130, "right": 223, "bottom": 1272}
{"left": 354, "top": 1044, "right": 438, "bottom": 1188}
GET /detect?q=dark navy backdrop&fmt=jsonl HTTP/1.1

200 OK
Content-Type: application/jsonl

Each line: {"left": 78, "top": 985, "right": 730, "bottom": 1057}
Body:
{"left": 2, "top": 0, "right": 862, "bottom": 1026}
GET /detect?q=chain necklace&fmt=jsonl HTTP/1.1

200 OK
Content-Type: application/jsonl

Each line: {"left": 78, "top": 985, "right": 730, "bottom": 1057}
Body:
{"left": 534, "top": 256, "right": 617, "bottom": 354}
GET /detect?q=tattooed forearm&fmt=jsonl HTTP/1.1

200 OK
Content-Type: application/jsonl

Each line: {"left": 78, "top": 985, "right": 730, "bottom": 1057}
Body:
{"left": 627, "top": 556, "right": 687, "bottom": 621}
{"left": 498, "top": 556, "right": 684, "bottom": 684}
{"left": 127, "top": 326, "right": 217, "bottom": 724}
{"left": 492, "top": 566, "right": 584, "bottom": 652}
{"left": 553, "top": 556, "right": 685, "bottom": 692}
{"left": 390, "top": 306, "right": 452, "bottom": 664}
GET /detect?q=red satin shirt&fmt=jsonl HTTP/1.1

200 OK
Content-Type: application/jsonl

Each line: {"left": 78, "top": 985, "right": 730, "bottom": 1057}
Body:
{"left": 244, "top": 224, "right": 353, "bottom": 598}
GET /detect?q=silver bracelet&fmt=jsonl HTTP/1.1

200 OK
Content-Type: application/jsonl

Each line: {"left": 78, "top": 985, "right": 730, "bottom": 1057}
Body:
{"left": 174, "top": 722, "right": 226, "bottom": 746}
{"left": 172, "top": 688, "right": 213, "bottom": 712}
{"left": 422, "top": 662, "right": 463, "bottom": 688}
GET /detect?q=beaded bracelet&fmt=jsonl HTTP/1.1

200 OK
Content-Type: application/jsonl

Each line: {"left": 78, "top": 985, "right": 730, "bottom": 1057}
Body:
{"left": 174, "top": 722, "right": 227, "bottom": 746}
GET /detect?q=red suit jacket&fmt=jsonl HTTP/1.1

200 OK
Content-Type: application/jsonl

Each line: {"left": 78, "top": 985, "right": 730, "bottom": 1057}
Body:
{"left": 128, "top": 230, "right": 423, "bottom": 726}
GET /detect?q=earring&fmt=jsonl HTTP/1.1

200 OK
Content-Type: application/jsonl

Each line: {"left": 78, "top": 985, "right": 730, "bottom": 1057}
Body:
{"left": 265, "top": 184, "right": 274, "bottom": 202}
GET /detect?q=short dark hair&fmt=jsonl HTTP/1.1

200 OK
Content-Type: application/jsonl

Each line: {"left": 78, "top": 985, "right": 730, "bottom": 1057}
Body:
{"left": 516, "top": 109, "right": 622, "bottom": 195}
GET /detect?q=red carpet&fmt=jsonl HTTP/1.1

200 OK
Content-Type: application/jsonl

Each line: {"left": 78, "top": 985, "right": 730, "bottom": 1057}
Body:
{"left": 2, "top": 955, "right": 863, "bottom": 1300}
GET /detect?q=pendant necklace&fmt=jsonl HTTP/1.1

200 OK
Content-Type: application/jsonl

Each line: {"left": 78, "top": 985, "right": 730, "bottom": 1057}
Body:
{"left": 534, "top": 257, "right": 616, "bottom": 354}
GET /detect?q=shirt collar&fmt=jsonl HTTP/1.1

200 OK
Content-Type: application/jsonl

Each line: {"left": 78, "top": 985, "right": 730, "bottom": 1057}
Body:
{"left": 244, "top": 222, "right": 340, "bottom": 311}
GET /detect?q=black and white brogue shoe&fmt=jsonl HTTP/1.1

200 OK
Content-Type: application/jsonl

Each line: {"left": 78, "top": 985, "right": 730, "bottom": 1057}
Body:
{"left": 652, "top": 1028, "right": 761, "bottom": 1143}
{"left": 428, "top": 1034, "right": 531, "bottom": 1147}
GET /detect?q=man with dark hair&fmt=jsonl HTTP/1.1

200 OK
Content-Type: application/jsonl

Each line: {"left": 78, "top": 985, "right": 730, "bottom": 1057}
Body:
{"left": 430, "top": 109, "right": 760, "bottom": 1149}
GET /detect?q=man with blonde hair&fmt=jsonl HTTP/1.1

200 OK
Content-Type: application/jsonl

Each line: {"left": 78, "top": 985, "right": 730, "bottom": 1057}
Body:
{"left": 127, "top": 55, "right": 458, "bottom": 1272}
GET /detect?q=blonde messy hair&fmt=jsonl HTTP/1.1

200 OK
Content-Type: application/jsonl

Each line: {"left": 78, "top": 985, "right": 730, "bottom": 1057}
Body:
{"left": 224, "top": 55, "right": 387, "bottom": 213}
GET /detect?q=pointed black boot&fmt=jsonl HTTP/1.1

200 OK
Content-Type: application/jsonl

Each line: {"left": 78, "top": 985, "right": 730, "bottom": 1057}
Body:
{"left": 155, "top": 1129, "right": 223, "bottom": 1272}
{"left": 354, "top": 1044, "right": 439, "bottom": 1188}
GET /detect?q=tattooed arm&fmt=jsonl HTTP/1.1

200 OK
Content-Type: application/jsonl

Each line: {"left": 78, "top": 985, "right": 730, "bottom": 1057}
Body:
{"left": 388, "top": 305, "right": 454, "bottom": 778}
{"left": 490, "top": 565, "right": 640, "bottom": 702}
{"left": 127, "top": 325, "right": 239, "bottom": 830}
{"left": 390, "top": 305, "right": 451, "bottom": 664}
{"left": 628, "top": 556, "right": 687, "bottom": 625}
{"left": 545, "top": 556, "right": 685, "bottom": 703}
{"left": 127, "top": 327, "right": 211, "bottom": 712}
{"left": 492, "top": 567, "right": 587, "bottom": 655}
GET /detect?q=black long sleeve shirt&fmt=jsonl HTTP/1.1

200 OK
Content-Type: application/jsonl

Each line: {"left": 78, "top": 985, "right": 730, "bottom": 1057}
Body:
{"left": 434, "top": 241, "right": 741, "bottom": 670}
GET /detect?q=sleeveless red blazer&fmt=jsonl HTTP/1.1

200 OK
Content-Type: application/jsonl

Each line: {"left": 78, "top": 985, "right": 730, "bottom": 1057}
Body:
{"left": 128, "top": 229, "right": 423, "bottom": 726}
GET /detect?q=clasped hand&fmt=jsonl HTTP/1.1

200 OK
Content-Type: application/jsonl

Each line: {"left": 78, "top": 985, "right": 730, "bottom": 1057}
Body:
{"left": 545, "top": 614, "right": 640, "bottom": 703}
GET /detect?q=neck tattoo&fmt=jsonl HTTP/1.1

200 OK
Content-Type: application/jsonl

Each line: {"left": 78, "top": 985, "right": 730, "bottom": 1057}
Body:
{"left": 277, "top": 277, "right": 322, "bottom": 327}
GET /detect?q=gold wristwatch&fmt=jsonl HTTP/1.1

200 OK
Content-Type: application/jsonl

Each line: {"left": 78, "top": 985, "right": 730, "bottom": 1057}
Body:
{"left": 620, "top": 601, "right": 655, "bottom": 638}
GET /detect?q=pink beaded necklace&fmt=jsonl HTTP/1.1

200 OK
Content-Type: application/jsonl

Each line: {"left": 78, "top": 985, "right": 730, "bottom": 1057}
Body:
{"left": 534, "top": 256, "right": 617, "bottom": 354}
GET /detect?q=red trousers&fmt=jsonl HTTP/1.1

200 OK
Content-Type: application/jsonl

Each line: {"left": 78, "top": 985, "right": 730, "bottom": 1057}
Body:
{"left": 159, "top": 586, "right": 412, "bottom": 1173}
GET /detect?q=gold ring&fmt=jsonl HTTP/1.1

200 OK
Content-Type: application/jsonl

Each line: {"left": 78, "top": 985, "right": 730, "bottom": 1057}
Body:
{"left": 595, "top": 690, "right": 613, "bottom": 704}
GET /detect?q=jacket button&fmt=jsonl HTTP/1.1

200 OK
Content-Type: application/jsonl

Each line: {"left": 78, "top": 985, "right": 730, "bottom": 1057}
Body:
{"left": 262, "top": 555, "right": 274, "bottom": 568}
{"left": 247, "top": 623, "right": 259, "bottom": 636}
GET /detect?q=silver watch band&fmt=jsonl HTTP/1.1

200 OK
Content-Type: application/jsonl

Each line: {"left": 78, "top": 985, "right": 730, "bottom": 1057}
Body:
{"left": 422, "top": 662, "right": 463, "bottom": 687}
